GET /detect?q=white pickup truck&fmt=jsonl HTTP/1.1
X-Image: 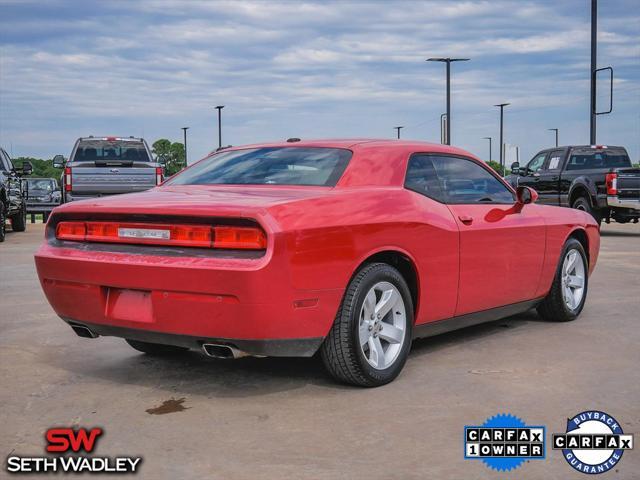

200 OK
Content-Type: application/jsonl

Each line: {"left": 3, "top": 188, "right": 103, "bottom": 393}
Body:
{"left": 54, "top": 137, "right": 163, "bottom": 203}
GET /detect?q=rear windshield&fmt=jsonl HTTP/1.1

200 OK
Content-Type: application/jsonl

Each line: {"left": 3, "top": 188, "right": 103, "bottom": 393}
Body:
{"left": 166, "top": 147, "right": 352, "bottom": 187}
{"left": 566, "top": 150, "right": 631, "bottom": 170}
{"left": 72, "top": 140, "right": 150, "bottom": 162}
{"left": 28, "top": 179, "right": 57, "bottom": 191}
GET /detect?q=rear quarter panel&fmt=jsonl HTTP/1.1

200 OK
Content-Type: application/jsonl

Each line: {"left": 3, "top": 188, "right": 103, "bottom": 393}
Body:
{"left": 267, "top": 187, "right": 460, "bottom": 324}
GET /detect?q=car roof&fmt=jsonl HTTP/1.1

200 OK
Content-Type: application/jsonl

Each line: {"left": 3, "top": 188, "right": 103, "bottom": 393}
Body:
{"left": 222, "top": 138, "right": 476, "bottom": 158}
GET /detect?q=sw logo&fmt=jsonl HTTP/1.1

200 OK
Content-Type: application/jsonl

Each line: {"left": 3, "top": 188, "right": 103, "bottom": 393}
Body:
{"left": 46, "top": 427, "right": 103, "bottom": 453}
{"left": 553, "top": 410, "right": 634, "bottom": 474}
{"left": 5, "top": 427, "right": 142, "bottom": 474}
{"left": 464, "top": 413, "right": 546, "bottom": 472}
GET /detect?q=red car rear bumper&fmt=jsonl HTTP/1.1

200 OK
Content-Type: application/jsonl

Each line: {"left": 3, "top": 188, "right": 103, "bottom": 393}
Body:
{"left": 34, "top": 242, "right": 343, "bottom": 357}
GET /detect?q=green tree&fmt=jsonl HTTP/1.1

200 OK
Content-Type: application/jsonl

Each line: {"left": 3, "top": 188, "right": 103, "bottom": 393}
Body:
{"left": 152, "top": 139, "right": 186, "bottom": 176}
{"left": 12, "top": 157, "right": 63, "bottom": 183}
{"left": 486, "top": 160, "right": 506, "bottom": 176}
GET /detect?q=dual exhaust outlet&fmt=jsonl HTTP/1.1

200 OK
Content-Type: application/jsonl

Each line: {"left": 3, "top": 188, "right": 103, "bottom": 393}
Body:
{"left": 69, "top": 323, "right": 249, "bottom": 359}
{"left": 201, "top": 343, "right": 249, "bottom": 359}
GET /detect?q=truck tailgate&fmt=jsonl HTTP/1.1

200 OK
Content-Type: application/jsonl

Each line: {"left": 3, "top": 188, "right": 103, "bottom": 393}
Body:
{"left": 70, "top": 164, "right": 157, "bottom": 195}
{"left": 616, "top": 168, "right": 640, "bottom": 201}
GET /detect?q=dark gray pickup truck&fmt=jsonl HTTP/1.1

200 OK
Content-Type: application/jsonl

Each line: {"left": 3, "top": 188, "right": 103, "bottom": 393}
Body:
{"left": 54, "top": 137, "right": 163, "bottom": 203}
{"left": 507, "top": 145, "right": 640, "bottom": 225}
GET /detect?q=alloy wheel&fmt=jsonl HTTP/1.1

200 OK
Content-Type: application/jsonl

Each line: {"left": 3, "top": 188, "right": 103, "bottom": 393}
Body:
{"left": 358, "top": 281, "right": 407, "bottom": 370}
{"left": 561, "top": 249, "right": 586, "bottom": 311}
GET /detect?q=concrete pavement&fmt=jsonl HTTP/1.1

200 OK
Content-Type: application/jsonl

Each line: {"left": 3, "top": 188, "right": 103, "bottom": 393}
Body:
{"left": 1, "top": 222, "right": 639, "bottom": 479}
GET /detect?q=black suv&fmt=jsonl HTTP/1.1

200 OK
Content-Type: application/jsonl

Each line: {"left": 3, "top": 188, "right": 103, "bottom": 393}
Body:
{"left": 507, "top": 145, "right": 639, "bottom": 225}
{"left": 0, "top": 147, "right": 33, "bottom": 242}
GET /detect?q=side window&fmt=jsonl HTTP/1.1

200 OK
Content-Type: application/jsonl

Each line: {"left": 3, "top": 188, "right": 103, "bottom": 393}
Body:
{"left": 544, "top": 151, "right": 564, "bottom": 171}
{"left": 566, "top": 152, "right": 603, "bottom": 170}
{"left": 405, "top": 154, "right": 515, "bottom": 204}
{"left": 526, "top": 153, "right": 547, "bottom": 173}
{"left": 0, "top": 150, "right": 10, "bottom": 172}
{"left": 404, "top": 155, "right": 446, "bottom": 202}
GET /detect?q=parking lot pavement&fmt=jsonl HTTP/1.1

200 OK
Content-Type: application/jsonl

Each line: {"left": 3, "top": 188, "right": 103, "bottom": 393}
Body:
{"left": 1, "top": 222, "right": 639, "bottom": 479}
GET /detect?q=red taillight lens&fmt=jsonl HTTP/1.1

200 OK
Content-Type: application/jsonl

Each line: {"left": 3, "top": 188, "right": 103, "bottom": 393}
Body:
{"left": 85, "top": 222, "right": 119, "bottom": 241}
{"left": 166, "top": 224, "right": 212, "bottom": 247}
{"left": 605, "top": 173, "right": 617, "bottom": 195}
{"left": 54, "top": 222, "right": 266, "bottom": 250}
{"left": 155, "top": 167, "right": 163, "bottom": 185}
{"left": 56, "top": 221, "right": 86, "bottom": 241}
{"left": 213, "top": 226, "right": 267, "bottom": 250}
{"left": 64, "top": 167, "right": 72, "bottom": 192}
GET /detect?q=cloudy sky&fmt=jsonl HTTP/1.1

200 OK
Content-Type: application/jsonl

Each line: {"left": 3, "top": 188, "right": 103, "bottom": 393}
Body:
{"left": 1, "top": 0, "right": 638, "bottom": 164}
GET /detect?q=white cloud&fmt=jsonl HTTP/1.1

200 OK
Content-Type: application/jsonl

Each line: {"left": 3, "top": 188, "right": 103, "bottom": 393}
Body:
{"left": 0, "top": 0, "right": 638, "bottom": 162}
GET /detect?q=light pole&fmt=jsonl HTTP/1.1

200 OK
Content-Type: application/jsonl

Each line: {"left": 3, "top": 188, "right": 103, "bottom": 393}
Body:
{"left": 427, "top": 57, "right": 469, "bottom": 145}
{"left": 181, "top": 127, "right": 189, "bottom": 164}
{"left": 494, "top": 103, "right": 510, "bottom": 172}
{"left": 215, "top": 105, "right": 224, "bottom": 149}
{"left": 483, "top": 137, "right": 492, "bottom": 162}
{"left": 440, "top": 113, "right": 447, "bottom": 144}
{"left": 394, "top": 126, "right": 404, "bottom": 139}
{"left": 548, "top": 128, "right": 559, "bottom": 147}
{"left": 590, "top": 0, "right": 597, "bottom": 144}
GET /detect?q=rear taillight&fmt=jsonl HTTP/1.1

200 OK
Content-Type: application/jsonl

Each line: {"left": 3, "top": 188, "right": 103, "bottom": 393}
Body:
{"left": 56, "top": 222, "right": 86, "bottom": 240}
{"left": 55, "top": 221, "right": 266, "bottom": 250}
{"left": 605, "top": 173, "right": 617, "bottom": 195}
{"left": 156, "top": 167, "right": 163, "bottom": 185}
{"left": 213, "top": 226, "right": 268, "bottom": 250}
{"left": 64, "top": 167, "right": 72, "bottom": 192}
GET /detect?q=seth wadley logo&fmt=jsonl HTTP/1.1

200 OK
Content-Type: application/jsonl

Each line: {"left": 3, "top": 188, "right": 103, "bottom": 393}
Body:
{"left": 5, "top": 427, "right": 142, "bottom": 474}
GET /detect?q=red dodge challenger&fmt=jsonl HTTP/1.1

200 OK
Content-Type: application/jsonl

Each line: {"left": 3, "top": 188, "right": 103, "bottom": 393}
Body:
{"left": 35, "top": 139, "right": 600, "bottom": 386}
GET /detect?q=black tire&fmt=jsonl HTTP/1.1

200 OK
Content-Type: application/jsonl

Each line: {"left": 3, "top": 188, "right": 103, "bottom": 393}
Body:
{"left": 537, "top": 238, "right": 589, "bottom": 322}
{"left": 125, "top": 339, "right": 189, "bottom": 355}
{"left": 10, "top": 205, "right": 27, "bottom": 232}
{"left": 321, "top": 262, "right": 414, "bottom": 387}
{"left": 572, "top": 196, "right": 601, "bottom": 226}
{"left": 0, "top": 201, "right": 6, "bottom": 242}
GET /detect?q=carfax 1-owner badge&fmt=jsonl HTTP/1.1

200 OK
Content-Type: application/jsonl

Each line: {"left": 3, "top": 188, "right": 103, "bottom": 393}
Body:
{"left": 553, "top": 410, "right": 634, "bottom": 474}
{"left": 464, "top": 413, "right": 546, "bottom": 472}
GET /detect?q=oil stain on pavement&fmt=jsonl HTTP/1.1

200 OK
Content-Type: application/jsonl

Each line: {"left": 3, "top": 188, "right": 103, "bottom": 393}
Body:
{"left": 146, "top": 397, "right": 189, "bottom": 415}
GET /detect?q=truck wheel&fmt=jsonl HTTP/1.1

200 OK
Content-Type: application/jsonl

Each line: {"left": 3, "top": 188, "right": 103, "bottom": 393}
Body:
{"left": 537, "top": 238, "right": 588, "bottom": 322}
{"left": 572, "top": 196, "right": 601, "bottom": 226}
{"left": 0, "top": 202, "right": 6, "bottom": 242}
{"left": 125, "top": 339, "right": 189, "bottom": 355}
{"left": 321, "top": 262, "right": 413, "bottom": 387}
{"left": 10, "top": 205, "right": 27, "bottom": 232}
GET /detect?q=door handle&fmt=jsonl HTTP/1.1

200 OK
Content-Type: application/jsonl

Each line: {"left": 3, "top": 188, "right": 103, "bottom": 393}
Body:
{"left": 551, "top": 176, "right": 559, "bottom": 181}
{"left": 458, "top": 215, "right": 473, "bottom": 225}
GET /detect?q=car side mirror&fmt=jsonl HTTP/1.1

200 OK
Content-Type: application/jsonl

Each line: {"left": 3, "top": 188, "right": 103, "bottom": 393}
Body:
{"left": 516, "top": 186, "right": 538, "bottom": 205}
{"left": 52, "top": 155, "right": 66, "bottom": 168}
{"left": 510, "top": 162, "right": 520, "bottom": 175}
{"left": 21, "top": 161, "right": 33, "bottom": 176}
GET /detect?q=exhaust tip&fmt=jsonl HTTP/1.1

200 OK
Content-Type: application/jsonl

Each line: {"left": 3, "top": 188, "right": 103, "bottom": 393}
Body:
{"left": 69, "top": 323, "right": 98, "bottom": 339}
{"left": 202, "top": 343, "right": 247, "bottom": 359}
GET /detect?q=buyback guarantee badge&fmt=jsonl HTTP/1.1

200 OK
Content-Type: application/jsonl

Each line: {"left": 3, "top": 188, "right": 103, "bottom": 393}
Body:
{"left": 553, "top": 410, "right": 634, "bottom": 474}
{"left": 464, "top": 413, "right": 546, "bottom": 472}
